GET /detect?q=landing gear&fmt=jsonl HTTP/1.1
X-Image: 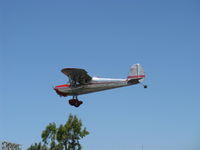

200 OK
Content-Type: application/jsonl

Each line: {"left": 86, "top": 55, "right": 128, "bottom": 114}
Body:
{"left": 140, "top": 83, "right": 148, "bottom": 88}
{"left": 68, "top": 96, "right": 83, "bottom": 107}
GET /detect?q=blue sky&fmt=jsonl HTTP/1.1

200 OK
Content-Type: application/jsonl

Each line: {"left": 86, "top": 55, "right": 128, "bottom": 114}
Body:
{"left": 1, "top": 0, "right": 200, "bottom": 150}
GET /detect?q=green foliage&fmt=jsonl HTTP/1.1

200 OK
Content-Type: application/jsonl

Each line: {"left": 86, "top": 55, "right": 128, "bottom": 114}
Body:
{"left": 56, "top": 114, "right": 89, "bottom": 150}
{"left": 27, "top": 114, "right": 89, "bottom": 150}
{"left": 27, "top": 142, "right": 48, "bottom": 150}
{"left": 41, "top": 122, "right": 57, "bottom": 145}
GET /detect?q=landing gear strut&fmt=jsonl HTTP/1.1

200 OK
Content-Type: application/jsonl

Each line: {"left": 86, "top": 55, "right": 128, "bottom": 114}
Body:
{"left": 68, "top": 96, "right": 83, "bottom": 107}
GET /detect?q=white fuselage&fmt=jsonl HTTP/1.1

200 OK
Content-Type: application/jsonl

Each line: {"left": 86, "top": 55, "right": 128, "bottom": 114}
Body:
{"left": 54, "top": 77, "right": 137, "bottom": 97}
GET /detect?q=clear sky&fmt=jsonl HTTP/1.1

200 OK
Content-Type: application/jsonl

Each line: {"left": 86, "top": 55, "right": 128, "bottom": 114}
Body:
{"left": 1, "top": 0, "right": 200, "bottom": 150}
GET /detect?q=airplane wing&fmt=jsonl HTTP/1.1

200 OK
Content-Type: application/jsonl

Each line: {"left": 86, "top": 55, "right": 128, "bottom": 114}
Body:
{"left": 61, "top": 68, "right": 92, "bottom": 85}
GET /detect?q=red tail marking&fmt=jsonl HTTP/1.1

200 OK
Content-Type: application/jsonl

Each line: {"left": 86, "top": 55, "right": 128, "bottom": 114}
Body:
{"left": 127, "top": 75, "right": 145, "bottom": 79}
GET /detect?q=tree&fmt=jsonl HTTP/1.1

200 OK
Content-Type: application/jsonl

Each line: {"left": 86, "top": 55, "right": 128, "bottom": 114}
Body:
{"left": 28, "top": 114, "right": 89, "bottom": 150}
{"left": 56, "top": 115, "right": 89, "bottom": 150}
{"left": 27, "top": 142, "right": 48, "bottom": 150}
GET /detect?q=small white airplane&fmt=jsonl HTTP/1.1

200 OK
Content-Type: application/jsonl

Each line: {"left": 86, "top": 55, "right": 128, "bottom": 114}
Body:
{"left": 54, "top": 64, "right": 147, "bottom": 107}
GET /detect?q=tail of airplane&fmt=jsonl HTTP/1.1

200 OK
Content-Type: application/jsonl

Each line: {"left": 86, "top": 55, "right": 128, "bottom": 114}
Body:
{"left": 127, "top": 64, "right": 145, "bottom": 83}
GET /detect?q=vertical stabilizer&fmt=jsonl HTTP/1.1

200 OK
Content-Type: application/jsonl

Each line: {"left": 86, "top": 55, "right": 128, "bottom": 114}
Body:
{"left": 127, "top": 64, "right": 145, "bottom": 82}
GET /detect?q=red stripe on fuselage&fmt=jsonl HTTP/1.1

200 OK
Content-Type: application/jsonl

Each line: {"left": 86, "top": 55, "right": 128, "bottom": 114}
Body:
{"left": 55, "top": 84, "right": 70, "bottom": 88}
{"left": 127, "top": 75, "right": 145, "bottom": 79}
{"left": 55, "top": 81, "right": 127, "bottom": 89}
{"left": 54, "top": 80, "right": 130, "bottom": 96}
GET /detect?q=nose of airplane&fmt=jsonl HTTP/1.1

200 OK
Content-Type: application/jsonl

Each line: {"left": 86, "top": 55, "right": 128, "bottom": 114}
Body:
{"left": 54, "top": 87, "right": 68, "bottom": 97}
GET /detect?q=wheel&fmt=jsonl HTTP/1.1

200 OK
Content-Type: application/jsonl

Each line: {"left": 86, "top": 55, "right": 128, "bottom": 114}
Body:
{"left": 144, "top": 85, "right": 148, "bottom": 88}
{"left": 74, "top": 100, "right": 83, "bottom": 107}
{"left": 69, "top": 99, "right": 76, "bottom": 106}
{"left": 74, "top": 100, "right": 80, "bottom": 107}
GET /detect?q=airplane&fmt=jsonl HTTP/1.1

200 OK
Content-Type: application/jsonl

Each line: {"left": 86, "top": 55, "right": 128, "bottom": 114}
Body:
{"left": 54, "top": 64, "right": 147, "bottom": 107}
